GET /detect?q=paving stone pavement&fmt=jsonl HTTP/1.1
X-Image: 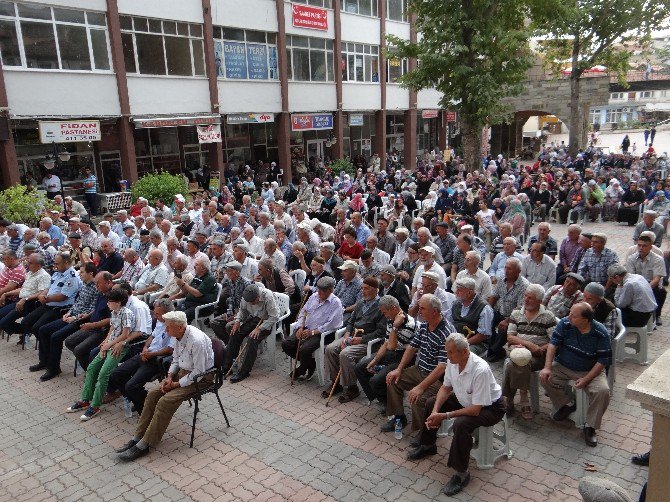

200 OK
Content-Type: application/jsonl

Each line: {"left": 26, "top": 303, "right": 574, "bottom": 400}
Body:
{"left": 0, "top": 220, "right": 658, "bottom": 501}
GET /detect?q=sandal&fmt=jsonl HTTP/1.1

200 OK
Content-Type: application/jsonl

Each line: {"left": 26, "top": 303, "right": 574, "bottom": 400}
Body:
{"left": 521, "top": 405, "right": 533, "bottom": 420}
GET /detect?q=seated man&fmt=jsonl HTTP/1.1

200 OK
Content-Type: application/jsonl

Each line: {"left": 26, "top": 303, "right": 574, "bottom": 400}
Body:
{"left": 526, "top": 221, "right": 558, "bottom": 260}
{"left": 114, "top": 248, "right": 144, "bottom": 285}
{"left": 502, "top": 285, "right": 557, "bottom": 420}
{"left": 521, "top": 242, "right": 556, "bottom": 290}
{"left": 625, "top": 233, "right": 666, "bottom": 326}
{"left": 379, "top": 264, "right": 410, "bottom": 311}
{"left": 132, "top": 249, "right": 169, "bottom": 297}
{"left": 281, "top": 277, "right": 343, "bottom": 381}
{"left": 455, "top": 250, "right": 492, "bottom": 300}
{"left": 543, "top": 273, "right": 584, "bottom": 320}
{"left": 223, "top": 284, "right": 279, "bottom": 383}
{"left": 582, "top": 282, "right": 617, "bottom": 338}
{"left": 383, "top": 294, "right": 450, "bottom": 435}
{"left": 116, "top": 311, "right": 214, "bottom": 461}
{"left": 608, "top": 263, "right": 657, "bottom": 328}
{"left": 540, "top": 302, "right": 611, "bottom": 447}
{"left": 105, "top": 299, "right": 175, "bottom": 414}
{"left": 354, "top": 295, "right": 415, "bottom": 407}
{"left": 333, "top": 260, "right": 363, "bottom": 325}
{"left": 488, "top": 237, "right": 523, "bottom": 285}
{"left": 157, "top": 255, "right": 193, "bottom": 301}
{"left": 451, "top": 277, "right": 494, "bottom": 356}
{"left": 408, "top": 333, "right": 506, "bottom": 497}
{"left": 210, "top": 261, "right": 252, "bottom": 342}
{"left": 176, "top": 255, "right": 218, "bottom": 322}
{"left": 409, "top": 271, "right": 456, "bottom": 324}
{"left": 323, "top": 277, "right": 385, "bottom": 403}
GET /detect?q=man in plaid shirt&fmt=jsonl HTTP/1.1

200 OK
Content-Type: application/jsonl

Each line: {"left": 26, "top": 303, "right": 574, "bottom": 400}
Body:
{"left": 578, "top": 233, "right": 619, "bottom": 286}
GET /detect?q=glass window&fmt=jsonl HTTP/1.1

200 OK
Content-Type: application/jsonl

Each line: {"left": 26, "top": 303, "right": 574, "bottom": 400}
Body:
{"left": 310, "top": 49, "right": 326, "bottom": 81}
{"left": 57, "top": 25, "right": 91, "bottom": 70}
{"left": 136, "top": 33, "right": 165, "bottom": 75}
{"left": 246, "top": 30, "right": 265, "bottom": 43}
{"left": 133, "top": 17, "right": 148, "bottom": 32}
{"left": 163, "top": 21, "right": 177, "bottom": 35}
{"left": 176, "top": 22, "right": 188, "bottom": 36}
{"left": 222, "top": 27, "right": 244, "bottom": 41}
{"left": 90, "top": 29, "right": 110, "bottom": 70}
{"left": 0, "top": 19, "right": 21, "bottom": 66}
{"left": 0, "top": 1, "right": 15, "bottom": 16}
{"left": 21, "top": 21, "right": 58, "bottom": 69}
{"left": 121, "top": 32, "right": 136, "bottom": 73}
{"left": 192, "top": 40, "right": 205, "bottom": 76}
{"left": 164, "top": 36, "right": 191, "bottom": 76}
{"left": 119, "top": 15, "right": 132, "bottom": 30}
{"left": 387, "top": 0, "right": 407, "bottom": 21}
{"left": 287, "top": 35, "right": 334, "bottom": 82}
{"left": 54, "top": 8, "right": 85, "bottom": 23}
{"left": 87, "top": 12, "right": 106, "bottom": 26}
{"left": 18, "top": 3, "right": 51, "bottom": 20}
{"left": 293, "top": 48, "right": 311, "bottom": 81}
{"left": 189, "top": 24, "right": 202, "bottom": 38}
{"left": 341, "top": 41, "right": 379, "bottom": 82}
{"left": 148, "top": 18, "right": 162, "bottom": 33}
{"left": 215, "top": 28, "right": 279, "bottom": 81}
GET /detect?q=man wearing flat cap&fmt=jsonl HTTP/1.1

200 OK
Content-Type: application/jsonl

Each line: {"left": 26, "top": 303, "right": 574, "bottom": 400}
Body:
{"left": 451, "top": 277, "right": 494, "bottom": 355}
{"left": 231, "top": 239, "right": 258, "bottom": 280}
{"left": 319, "top": 242, "right": 343, "bottom": 281}
{"left": 633, "top": 210, "right": 664, "bottom": 246}
{"left": 543, "top": 273, "right": 585, "bottom": 319}
{"left": 211, "top": 261, "right": 252, "bottom": 342}
{"left": 223, "top": 284, "right": 279, "bottom": 383}
{"left": 582, "top": 282, "right": 617, "bottom": 338}
{"left": 282, "top": 276, "right": 343, "bottom": 381}
{"left": 334, "top": 260, "right": 363, "bottom": 325}
{"left": 379, "top": 264, "right": 410, "bottom": 311}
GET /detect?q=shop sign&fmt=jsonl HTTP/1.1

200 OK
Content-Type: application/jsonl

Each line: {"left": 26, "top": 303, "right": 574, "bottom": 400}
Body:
{"left": 38, "top": 120, "right": 101, "bottom": 143}
{"left": 197, "top": 124, "right": 222, "bottom": 144}
{"left": 445, "top": 111, "right": 457, "bottom": 122}
{"left": 223, "top": 41, "right": 247, "bottom": 79}
{"left": 291, "top": 113, "right": 333, "bottom": 131}
{"left": 421, "top": 110, "right": 438, "bottom": 119}
{"left": 349, "top": 114, "right": 364, "bottom": 127}
{"left": 292, "top": 3, "right": 328, "bottom": 31}
{"left": 134, "top": 116, "right": 220, "bottom": 128}
{"left": 227, "top": 113, "right": 275, "bottom": 124}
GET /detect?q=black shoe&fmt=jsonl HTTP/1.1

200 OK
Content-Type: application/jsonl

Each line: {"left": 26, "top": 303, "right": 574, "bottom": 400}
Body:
{"left": 290, "top": 365, "right": 306, "bottom": 379}
{"left": 409, "top": 435, "right": 421, "bottom": 448}
{"left": 656, "top": 318, "right": 662, "bottom": 326}
{"left": 118, "top": 445, "right": 150, "bottom": 461}
{"left": 584, "top": 426, "right": 598, "bottom": 447}
{"left": 299, "top": 367, "right": 315, "bottom": 381}
{"left": 442, "top": 473, "right": 471, "bottom": 496}
{"left": 39, "top": 368, "right": 61, "bottom": 382}
{"left": 321, "top": 384, "right": 343, "bottom": 399}
{"left": 381, "top": 415, "right": 407, "bottom": 432}
{"left": 29, "top": 362, "right": 46, "bottom": 372}
{"left": 407, "top": 444, "right": 437, "bottom": 461}
{"left": 230, "top": 373, "right": 249, "bottom": 383}
{"left": 486, "top": 351, "right": 505, "bottom": 363}
{"left": 552, "top": 403, "right": 577, "bottom": 422}
{"left": 115, "top": 439, "right": 138, "bottom": 453}
{"left": 631, "top": 451, "right": 650, "bottom": 466}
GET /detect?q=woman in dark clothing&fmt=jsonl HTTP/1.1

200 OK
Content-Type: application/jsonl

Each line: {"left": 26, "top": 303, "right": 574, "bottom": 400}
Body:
{"left": 316, "top": 189, "right": 337, "bottom": 223}
{"left": 283, "top": 183, "right": 298, "bottom": 204}
{"left": 617, "top": 181, "right": 645, "bottom": 226}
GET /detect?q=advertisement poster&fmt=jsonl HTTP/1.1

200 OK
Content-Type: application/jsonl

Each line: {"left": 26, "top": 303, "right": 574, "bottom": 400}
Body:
{"left": 223, "top": 41, "right": 247, "bottom": 79}
{"left": 39, "top": 120, "right": 101, "bottom": 143}
{"left": 214, "top": 41, "right": 224, "bottom": 77}
{"left": 292, "top": 3, "right": 328, "bottom": 31}
{"left": 197, "top": 124, "right": 222, "bottom": 144}
{"left": 247, "top": 43, "right": 268, "bottom": 80}
{"left": 291, "top": 114, "right": 333, "bottom": 131}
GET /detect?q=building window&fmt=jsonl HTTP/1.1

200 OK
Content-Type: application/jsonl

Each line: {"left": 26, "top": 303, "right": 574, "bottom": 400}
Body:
{"left": 120, "top": 15, "right": 205, "bottom": 76}
{"left": 0, "top": 2, "right": 110, "bottom": 71}
{"left": 609, "top": 92, "right": 626, "bottom": 100}
{"left": 386, "top": 50, "right": 407, "bottom": 83}
{"left": 342, "top": 0, "right": 378, "bottom": 17}
{"left": 638, "top": 91, "right": 653, "bottom": 99}
{"left": 589, "top": 109, "right": 601, "bottom": 125}
{"left": 293, "top": 0, "right": 332, "bottom": 8}
{"left": 286, "top": 35, "right": 334, "bottom": 82}
{"left": 341, "top": 42, "right": 379, "bottom": 82}
{"left": 213, "top": 27, "right": 278, "bottom": 80}
{"left": 605, "top": 108, "right": 623, "bottom": 124}
{"left": 386, "top": 0, "right": 408, "bottom": 22}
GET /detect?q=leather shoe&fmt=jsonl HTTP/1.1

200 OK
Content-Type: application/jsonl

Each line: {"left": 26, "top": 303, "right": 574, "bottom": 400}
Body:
{"left": 29, "top": 362, "right": 46, "bottom": 372}
{"left": 631, "top": 451, "right": 650, "bottom": 466}
{"left": 381, "top": 415, "right": 407, "bottom": 432}
{"left": 442, "top": 473, "right": 470, "bottom": 496}
{"left": 584, "top": 426, "right": 598, "bottom": 447}
{"left": 486, "top": 351, "right": 505, "bottom": 363}
{"left": 39, "top": 368, "right": 61, "bottom": 382}
{"left": 115, "top": 439, "right": 138, "bottom": 453}
{"left": 118, "top": 445, "right": 150, "bottom": 461}
{"left": 409, "top": 435, "right": 421, "bottom": 448}
{"left": 321, "top": 383, "right": 343, "bottom": 399}
{"left": 552, "top": 403, "right": 577, "bottom": 421}
{"left": 407, "top": 444, "right": 437, "bottom": 461}
{"left": 230, "top": 373, "right": 249, "bottom": 383}
{"left": 337, "top": 386, "right": 360, "bottom": 403}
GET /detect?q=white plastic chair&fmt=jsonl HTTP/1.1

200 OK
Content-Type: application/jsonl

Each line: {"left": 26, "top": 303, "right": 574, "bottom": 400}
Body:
{"left": 290, "top": 269, "right": 307, "bottom": 291}
{"left": 260, "top": 292, "right": 291, "bottom": 369}
{"left": 437, "top": 415, "right": 513, "bottom": 469}
{"left": 193, "top": 284, "right": 222, "bottom": 331}
{"left": 287, "top": 321, "right": 342, "bottom": 386}
{"left": 411, "top": 200, "right": 423, "bottom": 219}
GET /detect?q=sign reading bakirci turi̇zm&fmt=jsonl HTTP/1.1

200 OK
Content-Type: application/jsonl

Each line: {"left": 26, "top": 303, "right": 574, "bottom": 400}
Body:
{"left": 39, "top": 120, "right": 101, "bottom": 143}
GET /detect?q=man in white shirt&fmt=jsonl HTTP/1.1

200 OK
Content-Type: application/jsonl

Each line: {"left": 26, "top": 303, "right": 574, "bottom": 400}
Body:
{"left": 411, "top": 246, "right": 447, "bottom": 294}
{"left": 408, "top": 332, "right": 506, "bottom": 497}
{"left": 133, "top": 249, "right": 169, "bottom": 296}
{"left": 243, "top": 226, "right": 264, "bottom": 260}
{"left": 365, "top": 236, "right": 390, "bottom": 265}
{"left": 521, "top": 242, "right": 557, "bottom": 290}
{"left": 117, "top": 311, "right": 214, "bottom": 461}
{"left": 98, "top": 221, "right": 121, "bottom": 250}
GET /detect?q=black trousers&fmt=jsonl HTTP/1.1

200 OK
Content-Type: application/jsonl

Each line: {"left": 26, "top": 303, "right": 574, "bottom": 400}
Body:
{"left": 487, "top": 311, "right": 508, "bottom": 357}
{"left": 222, "top": 316, "right": 271, "bottom": 376}
{"left": 64, "top": 328, "right": 107, "bottom": 370}
{"left": 621, "top": 307, "right": 653, "bottom": 328}
{"left": 419, "top": 394, "right": 506, "bottom": 473}
{"left": 354, "top": 351, "right": 404, "bottom": 403}
{"left": 281, "top": 331, "right": 335, "bottom": 370}
{"left": 37, "top": 318, "right": 82, "bottom": 370}
{"left": 20, "top": 305, "right": 65, "bottom": 337}
{"left": 108, "top": 354, "right": 162, "bottom": 414}
{"left": 653, "top": 286, "right": 666, "bottom": 318}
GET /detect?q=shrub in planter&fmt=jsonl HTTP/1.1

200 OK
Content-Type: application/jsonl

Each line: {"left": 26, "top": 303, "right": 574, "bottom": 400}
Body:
{"left": 131, "top": 172, "right": 189, "bottom": 205}
{"left": 0, "top": 186, "right": 59, "bottom": 226}
{"left": 329, "top": 158, "right": 357, "bottom": 177}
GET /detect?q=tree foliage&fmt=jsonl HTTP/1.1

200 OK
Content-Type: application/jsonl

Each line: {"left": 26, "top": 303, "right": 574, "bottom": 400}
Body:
{"left": 131, "top": 172, "right": 188, "bottom": 205}
{"left": 0, "top": 186, "right": 59, "bottom": 226}
{"left": 388, "top": 0, "right": 534, "bottom": 170}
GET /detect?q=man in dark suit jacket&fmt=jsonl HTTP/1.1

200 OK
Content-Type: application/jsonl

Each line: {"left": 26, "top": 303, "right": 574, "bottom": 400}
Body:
{"left": 320, "top": 242, "right": 343, "bottom": 281}
{"left": 379, "top": 264, "right": 410, "bottom": 311}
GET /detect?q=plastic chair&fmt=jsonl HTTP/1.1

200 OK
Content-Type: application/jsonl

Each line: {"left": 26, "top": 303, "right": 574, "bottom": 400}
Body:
{"left": 290, "top": 269, "right": 307, "bottom": 291}
{"left": 193, "top": 284, "right": 222, "bottom": 331}
{"left": 609, "top": 308, "right": 626, "bottom": 393}
{"left": 186, "top": 337, "right": 230, "bottom": 447}
{"left": 548, "top": 203, "right": 560, "bottom": 223}
{"left": 615, "top": 323, "right": 649, "bottom": 365}
{"left": 260, "top": 293, "right": 290, "bottom": 369}
{"left": 366, "top": 338, "right": 383, "bottom": 357}
{"left": 287, "top": 321, "right": 342, "bottom": 386}
{"left": 566, "top": 208, "right": 586, "bottom": 225}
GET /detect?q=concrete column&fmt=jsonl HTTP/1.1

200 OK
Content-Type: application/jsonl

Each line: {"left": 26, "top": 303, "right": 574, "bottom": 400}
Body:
{"left": 201, "top": 0, "right": 224, "bottom": 184}
{"left": 275, "top": 0, "right": 291, "bottom": 181}
{"left": 0, "top": 61, "right": 19, "bottom": 188}
{"left": 332, "top": 0, "right": 344, "bottom": 159}
{"left": 628, "top": 348, "right": 670, "bottom": 502}
{"left": 106, "top": 0, "right": 137, "bottom": 184}
{"left": 404, "top": 13, "right": 417, "bottom": 170}
{"left": 437, "top": 112, "right": 447, "bottom": 152}
{"left": 375, "top": 0, "right": 386, "bottom": 158}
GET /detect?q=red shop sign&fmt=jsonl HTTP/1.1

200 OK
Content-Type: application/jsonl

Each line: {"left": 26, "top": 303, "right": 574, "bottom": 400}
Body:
{"left": 445, "top": 111, "right": 457, "bottom": 122}
{"left": 292, "top": 3, "right": 328, "bottom": 31}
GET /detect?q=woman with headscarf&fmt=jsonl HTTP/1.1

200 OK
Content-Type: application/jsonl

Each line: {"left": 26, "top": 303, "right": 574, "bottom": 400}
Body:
{"left": 434, "top": 188, "right": 452, "bottom": 223}
{"left": 283, "top": 182, "right": 298, "bottom": 204}
{"left": 316, "top": 189, "right": 338, "bottom": 223}
{"left": 349, "top": 192, "right": 366, "bottom": 215}
{"left": 517, "top": 192, "right": 533, "bottom": 237}
{"left": 500, "top": 197, "right": 526, "bottom": 238}
{"left": 341, "top": 174, "right": 353, "bottom": 196}
{"left": 617, "top": 180, "right": 645, "bottom": 226}
{"left": 297, "top": 177, "right": 312, "bottom": 204}
{"left": 647, "top": 190, "right": 670, "bottom": 230}
{"left": 533, "top": 181, "right": 552, "bottom": 222}
{"left": 558, "top": 180, "right": 586, "bottom": 224}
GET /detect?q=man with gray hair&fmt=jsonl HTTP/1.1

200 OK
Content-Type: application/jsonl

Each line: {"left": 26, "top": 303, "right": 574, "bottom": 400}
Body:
{"left": 133, "top": 249, "right": 169, "bottom": 296}
{"left": 521, "top": 241, "right": 556, "bottom": 290}
{"left": 116, "top": 310, "right": 214, "bottom": 461}
{"left": 261, "top": 238, "right": 286, "bottom": 272}
{"left": 176, "top": 255, "right": 218, "bottom": 322}
{"left": 409, "top": 332, "right": 505, "bottom": 497}
{"left": 255, "top": 212, "right": 276, "bottom": 240}
{"left": 608, "top": 263, "right": 657, "bottom": 328}
{"left": 114, "top": 248, "right": 144, "bottom": 285}
{"left": 582, "top": 282, "right": 617, "bottom": 338}
{"left": 451, "top": 277, "right": 494, "bottom": 355}
{"left": 96, "top": 238, "right": 124, "bottom": 275}
{"left": 578, "top": 233, "right": 619, "bottom": 286}
{"left": 40, "top": 216, "right": 64, "bottom": 248}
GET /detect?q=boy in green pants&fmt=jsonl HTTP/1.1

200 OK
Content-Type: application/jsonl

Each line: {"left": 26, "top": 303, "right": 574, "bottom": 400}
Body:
{"left": 66, "top": 288, "right": 135, "bottom": 421}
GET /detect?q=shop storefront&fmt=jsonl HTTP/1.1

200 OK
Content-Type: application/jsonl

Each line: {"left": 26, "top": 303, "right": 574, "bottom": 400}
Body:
{"left": 417, "top": 109, "right": 439, "bottom": 155}
{"left": 225, "top": 113, "right": 278, "bottom": 166}
{"left": 343, "top": 112, "right": 376, "bottom": 161}
{"left": 386, "top": 113, "right": 405, "bottom": 156}
{"left": 290, "top": 113, "right": 334, "bottom": 174}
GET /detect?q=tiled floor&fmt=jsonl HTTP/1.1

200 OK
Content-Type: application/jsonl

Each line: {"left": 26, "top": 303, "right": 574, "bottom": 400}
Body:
{"left": 0, "top": 219, "right": 657, "bottom": 501}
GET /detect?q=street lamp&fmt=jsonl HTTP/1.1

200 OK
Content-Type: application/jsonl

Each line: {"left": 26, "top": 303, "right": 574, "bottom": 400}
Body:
{"left": 44, "top": 141, "right": 70, "bottom": 170}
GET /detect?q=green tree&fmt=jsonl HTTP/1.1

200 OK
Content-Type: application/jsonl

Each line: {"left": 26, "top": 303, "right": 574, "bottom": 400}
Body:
{"left": 131, "top": 172, "right": 188, "bottom": 206}
{"left": 387, "top": 0, "right": 533, "bottom": 171}
{"left": 531, "top": 0, "right": 669, "bottom": 155}
{"left": 0, "top": 186, "right": 58, "bottom": 226}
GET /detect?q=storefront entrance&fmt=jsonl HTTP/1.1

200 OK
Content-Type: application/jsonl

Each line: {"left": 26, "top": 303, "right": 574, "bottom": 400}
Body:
{"left": 306, "top": 139, "right": 327, "bottom": 161}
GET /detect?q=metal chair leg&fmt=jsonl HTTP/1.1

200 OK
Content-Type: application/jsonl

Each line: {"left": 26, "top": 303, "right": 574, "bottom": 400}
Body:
{"left": 214, "top": 391, "right": 230, "bottom": 427}
{"left": 190, "top": 399, "right": 199, "bottom": 448}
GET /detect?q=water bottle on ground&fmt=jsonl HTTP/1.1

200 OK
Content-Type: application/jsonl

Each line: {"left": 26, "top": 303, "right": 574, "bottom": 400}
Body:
{"left": 123, "top": 398, "right": 132, "bottom": 418}
{"left": 394, "top": 418, "right": 403, "bottom": 440}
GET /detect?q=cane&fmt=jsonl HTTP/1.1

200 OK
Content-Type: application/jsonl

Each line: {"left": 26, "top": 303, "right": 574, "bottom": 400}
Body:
{"left": 291, "top": 310, "right": 308, "bottom": 386}
{"left": 325, "top": 328, "right": 363, "bottom": 407}
{"left": 226, "top": 320, "right": 262, "bottom": 378}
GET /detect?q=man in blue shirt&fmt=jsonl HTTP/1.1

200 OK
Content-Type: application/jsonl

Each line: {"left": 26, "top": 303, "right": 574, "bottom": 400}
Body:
{"left": 40, "top": 216, "right": 64, "bottom": 247}
{"left": 539, "top": 302, "right": 611, "bottom": 447}
{"left": 350, "top": 212, "right": 371, "bottom": 246}
{"left": 82, "top": 167, "right": 98, "bottom": 216}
